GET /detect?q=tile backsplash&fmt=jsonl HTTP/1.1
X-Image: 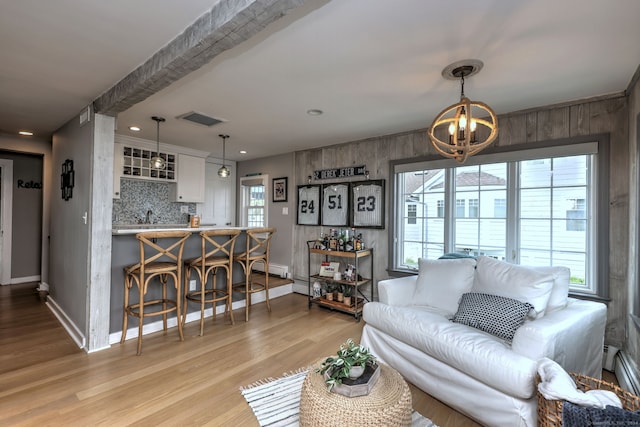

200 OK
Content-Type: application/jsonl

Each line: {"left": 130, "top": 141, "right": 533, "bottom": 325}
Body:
{"left": 112, "top": 179, "right": 195, "bottom": 225}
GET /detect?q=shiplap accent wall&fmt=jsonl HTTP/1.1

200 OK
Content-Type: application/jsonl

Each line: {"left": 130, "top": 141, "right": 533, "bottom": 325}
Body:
{"left": 293, "top": 93, "right": 629, "bottom": 346}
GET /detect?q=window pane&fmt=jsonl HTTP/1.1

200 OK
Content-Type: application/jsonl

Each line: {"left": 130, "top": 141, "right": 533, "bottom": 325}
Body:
{"left": 453, "top": 163, "right": 507, "bottom": 258}
{"left": 393, "top": 152, "right": 596, "bottom": 295}
{"left": 518, "top": 156, "right": 588, "bottom": 287}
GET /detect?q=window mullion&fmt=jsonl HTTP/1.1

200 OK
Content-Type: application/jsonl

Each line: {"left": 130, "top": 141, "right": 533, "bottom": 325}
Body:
{"left": 507, "top": 162, "right": 519, "bottom": 263}
{"left": 445, "top": 168, "right": 455, "bottom": 253}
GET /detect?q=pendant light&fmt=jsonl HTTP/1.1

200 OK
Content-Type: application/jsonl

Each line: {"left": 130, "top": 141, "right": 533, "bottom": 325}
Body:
{"left": 150, "top": 116, "right": 166, "bottom": 170}
{"left": 218, "top": 134, "right": 230, "bottom": 178}
{"left": 428, "top": 60, "right": 498, "bottom": 163}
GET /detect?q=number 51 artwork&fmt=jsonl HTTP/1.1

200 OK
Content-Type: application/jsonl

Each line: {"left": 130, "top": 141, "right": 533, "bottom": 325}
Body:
{"left": 322, "top": 183, "right": 349, "bottom": 226}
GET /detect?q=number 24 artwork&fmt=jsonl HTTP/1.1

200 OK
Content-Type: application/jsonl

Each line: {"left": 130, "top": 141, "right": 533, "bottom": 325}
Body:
{"left": 297, "top": 185, "right": 321, "bottom": 225}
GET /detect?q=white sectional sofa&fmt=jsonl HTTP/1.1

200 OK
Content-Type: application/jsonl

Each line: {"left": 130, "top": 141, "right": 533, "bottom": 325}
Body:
{"left": 360, "top": 256, "right": 607, "bottom": 427}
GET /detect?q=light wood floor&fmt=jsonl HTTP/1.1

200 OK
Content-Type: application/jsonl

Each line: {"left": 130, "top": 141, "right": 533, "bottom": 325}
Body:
{"left": 0, "top": 282, "right": 616, "bottom": 426}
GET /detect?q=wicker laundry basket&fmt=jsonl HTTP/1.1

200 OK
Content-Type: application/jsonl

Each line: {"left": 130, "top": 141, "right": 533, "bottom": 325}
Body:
{"left": 537, "top": 372, "right": 640, "bottom": 426}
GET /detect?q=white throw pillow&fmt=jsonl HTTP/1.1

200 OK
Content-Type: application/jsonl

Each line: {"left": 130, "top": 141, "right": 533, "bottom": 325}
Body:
{"left": 413, "top": 258, "right": 477, "bottom": 316}
{"left": 527, "top": 266, "right": 570, "bottom": 312}
{"left": 472, "top": 256, "right": 554, "bottom": 318}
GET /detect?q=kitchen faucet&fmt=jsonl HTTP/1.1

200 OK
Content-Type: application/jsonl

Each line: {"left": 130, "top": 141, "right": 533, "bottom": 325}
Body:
{"left": 145, "top": 210, "right": 153, "bottom": 224}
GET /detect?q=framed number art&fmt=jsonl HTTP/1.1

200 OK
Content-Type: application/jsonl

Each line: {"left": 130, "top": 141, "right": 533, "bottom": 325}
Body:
{"left": 322, "top": 183, "right": 350, "bottom": 226}
{"left": 297, "top": 184, "right": 321, "bottom": 225}
{"left": 350, "top": 179, "right": 385, "bottom": 228}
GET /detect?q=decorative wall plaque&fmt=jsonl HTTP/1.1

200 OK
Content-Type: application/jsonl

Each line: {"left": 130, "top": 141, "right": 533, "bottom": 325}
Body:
{"left": 61, "top": 159, "right": 74, "bottom": 201}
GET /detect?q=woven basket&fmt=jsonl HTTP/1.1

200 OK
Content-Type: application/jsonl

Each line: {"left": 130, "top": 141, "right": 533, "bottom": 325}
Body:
{"left": 537, "top": 372, "right": 640, "bottom": 426}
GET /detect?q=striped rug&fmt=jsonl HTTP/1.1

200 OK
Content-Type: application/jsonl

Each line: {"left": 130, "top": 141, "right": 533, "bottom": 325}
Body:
{"left": 240, "top": 368, "right": 437, "bottom": 427}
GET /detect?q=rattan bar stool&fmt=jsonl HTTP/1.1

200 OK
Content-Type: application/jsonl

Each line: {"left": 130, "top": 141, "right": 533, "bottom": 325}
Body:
{"left": 183, "top": 229, "right": 241, "bottom": 335}
{"left": 233, "top": 227, "right": 276, "bottom": 322}
{"left": 121, "top": 230, "right": 191, "bottom": 355}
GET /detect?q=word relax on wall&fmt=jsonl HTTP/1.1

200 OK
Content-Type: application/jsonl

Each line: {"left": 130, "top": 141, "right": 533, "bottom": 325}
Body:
{"left": 17, "top": 180, "right": 42, "bottom": 189}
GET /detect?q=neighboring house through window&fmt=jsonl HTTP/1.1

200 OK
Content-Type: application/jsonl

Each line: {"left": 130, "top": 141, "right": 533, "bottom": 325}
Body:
{"left": 392, "top": 138, "right": 609, "bottom": 297}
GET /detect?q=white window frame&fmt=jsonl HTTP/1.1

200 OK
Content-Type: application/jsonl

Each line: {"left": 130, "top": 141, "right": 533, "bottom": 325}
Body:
{"left": 240, "top": 174, "right": 268, "bottom": 227}
{"left": 390, "top": 137, "right": 610, "bottom": 299}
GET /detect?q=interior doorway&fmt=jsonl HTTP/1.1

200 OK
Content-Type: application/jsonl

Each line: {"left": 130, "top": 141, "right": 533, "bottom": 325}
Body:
{"left": 0, "top": 159, "right": 13, "bottom": 285}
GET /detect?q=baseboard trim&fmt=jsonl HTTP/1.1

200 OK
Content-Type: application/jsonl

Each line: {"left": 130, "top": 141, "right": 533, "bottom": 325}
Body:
{"left": 46, "top": 296, "right": 86, "bottom": 350}
{"left": 292, "top": 279, "right": 309, "bottom": 295}
{"left": 614, "top": 350, "right": 640, "bottom": 395}
{"left": 10, "top": 275, "right": 41, "bottom": 285}
{"left": 109, "top": 284, "right": 294, "bottom": 345}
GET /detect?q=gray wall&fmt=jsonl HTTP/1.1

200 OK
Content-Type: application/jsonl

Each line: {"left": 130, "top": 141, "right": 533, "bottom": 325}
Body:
{"left": 626, "top": 71, "right": 640, "bottom": 377}
{"left": 49, "top": 111, "right": 115, "bottom": 351}
{"left": 0, "top": 135, "right": 52, "bottom": 284}
{"left": 292, "top": 94, "right": 630, "bottom": 349}
{"left": 236, "top": 152, "right": 295, "bottom": 275}
{"left": 0, "top": 151, "right": 42, "bottom": 279}
{"left": 50, "top": 115, "right": 94, "bottom": 339}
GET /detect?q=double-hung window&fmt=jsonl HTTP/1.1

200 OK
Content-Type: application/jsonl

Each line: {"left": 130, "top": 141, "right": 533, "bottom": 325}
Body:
{"left": 240, "top": 175, "right": 268, "bottom": 227}
{"left": 392, "top": 139, "right": 609, "bottom": 297}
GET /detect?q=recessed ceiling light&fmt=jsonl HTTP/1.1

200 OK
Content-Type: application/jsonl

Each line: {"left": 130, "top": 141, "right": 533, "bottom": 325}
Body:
{"left": 240, "top": 150, "right": 247, "bottom": 154}
{"left": 129, "top": 126, "right": 141, "bottom": 132}
{"left": 18, "top": 131, "right": 33, "bottom": 136}
{"left": 306, "top": 109, "right": 323, "bottom": 116}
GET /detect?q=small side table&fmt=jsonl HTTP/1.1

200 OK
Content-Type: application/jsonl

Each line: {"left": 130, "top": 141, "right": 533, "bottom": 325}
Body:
{"left": 299, "top": 360, "right": 412, "bottom": 426}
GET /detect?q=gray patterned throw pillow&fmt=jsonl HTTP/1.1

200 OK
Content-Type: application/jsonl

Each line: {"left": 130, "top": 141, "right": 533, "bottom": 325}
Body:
{"left": 452, "top": 292, "right": 534, "bottom": 343}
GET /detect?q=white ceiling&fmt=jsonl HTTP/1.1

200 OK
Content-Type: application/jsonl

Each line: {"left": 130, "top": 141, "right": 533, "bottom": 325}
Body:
{"left": 2, "top": 0, "right": 640, "bottom": 161}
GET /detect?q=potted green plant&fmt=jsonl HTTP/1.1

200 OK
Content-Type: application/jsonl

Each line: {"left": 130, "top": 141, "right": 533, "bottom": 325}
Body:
{"left": 325, "top": 283, "right": 335, "bottom": 301}
{"left": 316, "top": 338, "right": 377, "bottom": 391}
{"left": 343, "top": 286, "right": 352, "bottom": 306}
{"left": 336, "top": 283, "right": 344, "bottom": 302}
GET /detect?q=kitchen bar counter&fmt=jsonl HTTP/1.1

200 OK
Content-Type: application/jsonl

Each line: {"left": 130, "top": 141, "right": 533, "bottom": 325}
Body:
{"left": 112, "top": 224, "right": 248, "bottom": 235}
{"left": 110, "top": 226, "right": 250, "bottom": 336}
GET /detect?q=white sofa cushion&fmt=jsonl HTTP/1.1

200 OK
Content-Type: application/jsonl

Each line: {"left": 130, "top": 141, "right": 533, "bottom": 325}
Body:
{"left": 413, "top": 258, "right": 476, "bottom": 316}
{"left": 528, "top": 266, "right": 570, "bottom": 312}
{"left": 363, "top": 302, "right": 538, "bottom": 399}
{"left": 472, "top": 256, "right": 554, "bottom": 317}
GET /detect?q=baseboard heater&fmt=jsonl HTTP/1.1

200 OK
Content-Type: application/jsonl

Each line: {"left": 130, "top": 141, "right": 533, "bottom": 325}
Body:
{"left": 251, "top": 263, "right": 289, "bottom": 278}
{"left": 615, "top": 349, "right": 640, "bottom": 396}
{"left": 603, "top": 344, "right": 620, "bottom": 372}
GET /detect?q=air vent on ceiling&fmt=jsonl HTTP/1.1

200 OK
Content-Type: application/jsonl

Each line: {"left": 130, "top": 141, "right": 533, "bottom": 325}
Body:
{"left": 177, "top": 111, "right": 226, "bottom": 127}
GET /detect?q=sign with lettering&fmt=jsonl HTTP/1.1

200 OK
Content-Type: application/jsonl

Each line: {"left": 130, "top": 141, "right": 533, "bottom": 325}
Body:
{"left": 313, "top": 165, "right": 366, "bottom": 181}
{"left": 17, "top": 180, "right": 42, "bottom": 189}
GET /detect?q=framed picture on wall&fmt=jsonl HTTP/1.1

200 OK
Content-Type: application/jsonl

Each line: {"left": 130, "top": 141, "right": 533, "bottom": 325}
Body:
{"left": 321, "top": 183, "right": 350, "bottom": 226}
{"left": 350, "top": 179, "right": 385, "bottom": 228}
{"left": 297, "top": 184, "right": 321, "bottom": 225}
{"left": 272, "top": 177, "right": 288, "bottom": 202}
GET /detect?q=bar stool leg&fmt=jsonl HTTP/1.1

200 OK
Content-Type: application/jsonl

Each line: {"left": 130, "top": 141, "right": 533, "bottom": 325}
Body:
{"left": 263, "top": 260, "right": 271, "bottom": 313}
{"left": 226, "top": 265, "right": 235, "bottom": 325}
{"left": 175, "top": 272, "right": 184, "bottom": 342}
{"left": 137, "top": 279, "right": 145, "bottom": 355}
{"left": 199, "top": 269, "right": 207, "bottom": 336}
{"left": 245, "top": 267, "right": 251, "bottom": 322}
{"left": 182, "top": 266, "right": 191, "bottom": 328}
{"left": 121, "top": 275, "right": 131, "bottom": 344}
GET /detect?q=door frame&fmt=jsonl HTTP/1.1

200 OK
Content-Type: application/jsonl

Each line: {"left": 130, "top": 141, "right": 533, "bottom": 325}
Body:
{"left": 0, "top": 159, "right": 13, "bottom": 285}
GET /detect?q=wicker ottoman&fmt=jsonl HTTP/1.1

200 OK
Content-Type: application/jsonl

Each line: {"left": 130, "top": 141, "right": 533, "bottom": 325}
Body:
{"left": 299, "top": 360, "right": 412, "bottom": 426}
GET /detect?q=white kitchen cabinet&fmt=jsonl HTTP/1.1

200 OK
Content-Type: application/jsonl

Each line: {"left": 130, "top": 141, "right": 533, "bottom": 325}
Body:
{"left": 200, "top": 160, "right": 236, "bottom": 226}
{"left": 170, "top": 154, "right": 205, "bottom": 203}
